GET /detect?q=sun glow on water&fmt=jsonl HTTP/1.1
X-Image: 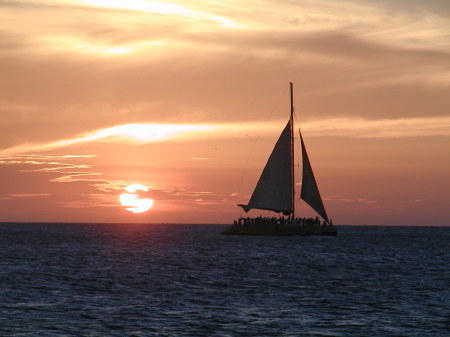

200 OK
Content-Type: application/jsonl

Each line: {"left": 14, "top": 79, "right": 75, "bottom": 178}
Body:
{"left": 120, "top": 184, "right": 154, "bottom": 213}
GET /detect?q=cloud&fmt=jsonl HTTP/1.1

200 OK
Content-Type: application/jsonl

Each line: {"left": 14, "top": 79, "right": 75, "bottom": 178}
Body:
{"left": 0, "top": 153, "right": 104, "bottom": 188}
{"left": 299, "top": 116, "right": 450, "bottom": 138}
{"left": 323, "top": 194, "right": 401, "bottom": 211}
{"left": 0, "top": 155, "right": 98, "bottom": 174}
{"left": 2, "top": 0, "right": 449, "bottom": 151}
{"left": 1, "top": 116, "right": 449, "bottom": 155}
{"left": 0, "top": 123, "right": 215, "bottom": 154}
{"left": 75, "top": 0, "right": 242, "bottom": 28}
{"left": 138, "top": 187, "right": 236, "bottom": 207}
{"left": 1, "top": 193, "right": 51, "bottom": 200}
{"left": 50, "top": 173, "right": 102, "bottom": 183}
{"left": 1, "top": 0, "right": 449, "bottom": 225}
{"left": 56, "top": 193, "right": 119, "bottom": 209}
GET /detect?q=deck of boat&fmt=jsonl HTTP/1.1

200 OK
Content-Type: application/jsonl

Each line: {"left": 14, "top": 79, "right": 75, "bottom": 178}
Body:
{"left": 222, "top": 225, "right": 337, "bottom": 236}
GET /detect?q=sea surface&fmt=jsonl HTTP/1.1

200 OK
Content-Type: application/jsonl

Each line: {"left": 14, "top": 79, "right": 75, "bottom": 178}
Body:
{"left": 0, "top": 223, "right": 449, "bottom": 337}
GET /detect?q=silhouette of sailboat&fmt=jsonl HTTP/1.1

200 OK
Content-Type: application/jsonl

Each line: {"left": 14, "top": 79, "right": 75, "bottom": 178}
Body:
{"left": 223, "top": 82, "right": 337, "bottom": 236}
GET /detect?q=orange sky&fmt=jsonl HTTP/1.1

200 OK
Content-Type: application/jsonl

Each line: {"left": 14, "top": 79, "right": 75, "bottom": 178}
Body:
{"left": 1, "top": 0, "right": 449, "bottom": 225}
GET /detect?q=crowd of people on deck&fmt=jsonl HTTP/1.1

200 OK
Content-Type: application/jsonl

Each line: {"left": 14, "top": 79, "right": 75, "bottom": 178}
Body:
{"left": 233, "top": 216, "right": 333, "bottom": 227}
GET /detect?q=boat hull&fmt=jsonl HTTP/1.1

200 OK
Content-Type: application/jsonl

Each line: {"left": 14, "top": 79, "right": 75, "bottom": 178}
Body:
{"left": 222, "top": 225, "right": 337, "bottom": 236}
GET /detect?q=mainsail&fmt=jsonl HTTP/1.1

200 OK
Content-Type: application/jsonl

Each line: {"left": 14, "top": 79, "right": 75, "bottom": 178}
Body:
{"left": 238, "top": 82, "right": 330, "bottom": 224}
{"left": 300, "top": 133, "right": 329, "bottom": 223}
{"left": 238, "top": 120, "right": 293, "bottom": 215}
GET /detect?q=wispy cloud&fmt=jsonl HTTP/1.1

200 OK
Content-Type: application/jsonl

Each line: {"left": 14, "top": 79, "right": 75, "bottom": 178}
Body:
{"left": 324, "top": 195, "right": 379, "bottom": 208}
{"left": 140, "top": 187, "right": 236, "bottom": 207}
{"left": 1, "top": 116, "right": 449, "bottom": 155}
{"left": 0, "top": 153, "right": 105, "bottom": 190}
{"left": 50, "top": 173, "right": 102, "bottom": 183}
{"left": 299, "top": 116, "right": 450, "bottom": 138}
{"left": 0, "top": 124, "right": 215, "bottom": 154}
{"left": 57, "top": 193, "right": 119, "bottom": 209}
{"left": 0, "top": 155, "right": 98, "bottom": 176}
{"left": 0, "top": 154, "right": 97, "bottom": 161}
{"left": 1, "top": 193, "right": 51, "bottom": 200}
{"left": 75, "top": 0, "right": 242, "bottom": 28}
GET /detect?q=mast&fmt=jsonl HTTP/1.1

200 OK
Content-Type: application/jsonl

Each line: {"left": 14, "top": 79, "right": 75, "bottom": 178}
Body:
{"left": 238, "top": 82, "right": 297, "bottom": 217}
{"left": 290, "top": 82, "right": 295, "bottom": 221}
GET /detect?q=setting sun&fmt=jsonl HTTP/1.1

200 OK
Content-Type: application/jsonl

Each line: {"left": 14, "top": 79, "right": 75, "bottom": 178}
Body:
{"left": 119, "top": 184, "right": 154, "bottom": 213}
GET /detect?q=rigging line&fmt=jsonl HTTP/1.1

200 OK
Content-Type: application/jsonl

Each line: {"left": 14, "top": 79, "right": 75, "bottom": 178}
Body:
{"left": 235, "top": 86, "right": 289, "bottom": 218}
{"left": 296, "top": 127, "right": 303, "bottom": 216}
{"left": 292, "top": 89, "right": 303, "bottom": 216}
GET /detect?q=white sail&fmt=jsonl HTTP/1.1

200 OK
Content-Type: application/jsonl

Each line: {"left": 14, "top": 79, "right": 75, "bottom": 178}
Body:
{"left": 239, "top": 120, "right": 293, "bottom": 215}
{"left": 300, "top": 133, "right": 329, "bottom": 223}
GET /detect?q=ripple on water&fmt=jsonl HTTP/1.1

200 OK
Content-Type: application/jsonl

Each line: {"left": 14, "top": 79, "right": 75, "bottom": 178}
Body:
{"left": 0, "top": 224, "right": 449, "bottom": 336}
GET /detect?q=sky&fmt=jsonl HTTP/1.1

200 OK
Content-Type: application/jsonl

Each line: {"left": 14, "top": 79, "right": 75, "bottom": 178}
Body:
{"left": 1, "top": 0, "right": 449, "bottom": 225}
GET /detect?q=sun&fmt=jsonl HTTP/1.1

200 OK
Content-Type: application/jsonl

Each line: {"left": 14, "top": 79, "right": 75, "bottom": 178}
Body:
{"left": 119, "top": 184, "right": 154, "bottom": 213}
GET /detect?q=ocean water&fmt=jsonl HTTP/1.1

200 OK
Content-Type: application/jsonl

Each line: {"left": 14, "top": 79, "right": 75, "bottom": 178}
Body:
{"left": 0, "top": 223, "right": 449, "bottom": 337}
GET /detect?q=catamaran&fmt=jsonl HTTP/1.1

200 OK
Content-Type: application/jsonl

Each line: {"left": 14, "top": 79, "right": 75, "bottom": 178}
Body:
{"left": 223, "top": 82, "right": 337, "bottom": 236}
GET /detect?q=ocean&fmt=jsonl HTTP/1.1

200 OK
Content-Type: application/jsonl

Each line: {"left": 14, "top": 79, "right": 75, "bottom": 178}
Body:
{"left": 0, "top": 223, "right": 449, "bottom": 336}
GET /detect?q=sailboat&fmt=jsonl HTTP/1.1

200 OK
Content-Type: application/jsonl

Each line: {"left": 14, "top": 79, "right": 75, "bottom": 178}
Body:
{"left": 223, "top": 82, "right": 337, "bottom": 236}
